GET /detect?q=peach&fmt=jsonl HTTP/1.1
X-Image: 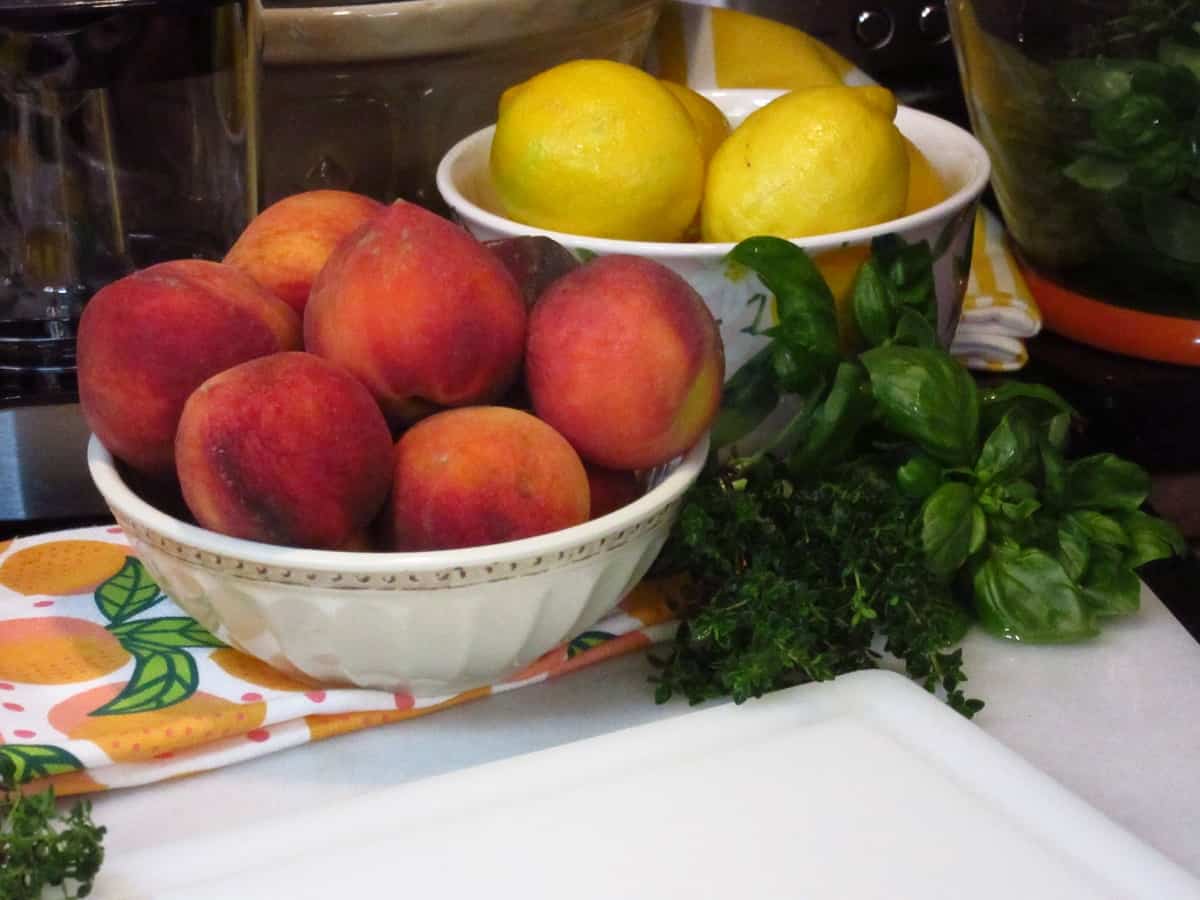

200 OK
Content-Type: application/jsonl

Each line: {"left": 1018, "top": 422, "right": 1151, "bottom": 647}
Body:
{"left": 388, "top": 406, "right": 589, "bottom": 551}
{"left": 77, "top": 259, "right": 302, "bottom": 477}
{"left": 175, "top": 352, "right": 393, "bottom": 549}
{"left": 305, "top": 200, "right": 527, "bottom": 424}
{"left": 223, "top": 190, "right": 384, "bottom": 314}
{"left": 585, "top": 465, "right": 643, "bottom": 519}
{"left": 484, "top": 236, "right": 579, "bottom": 308}
{"left": 525, "top": 255, "right": 724, "bottom": 470}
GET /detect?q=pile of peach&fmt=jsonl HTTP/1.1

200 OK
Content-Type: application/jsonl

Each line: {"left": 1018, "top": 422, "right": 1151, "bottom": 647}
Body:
{"left": 77, "top": 191, "right": 725, "bottom": 552}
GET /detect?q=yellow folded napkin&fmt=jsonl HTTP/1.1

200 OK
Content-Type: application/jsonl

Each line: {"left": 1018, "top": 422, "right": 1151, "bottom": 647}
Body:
{"left": 0, "top": 527, "right": 677, "bottom": 796}
{"left": 648, "top": 1, "right": 1041, "bottom": 372}
{"left": 954, "top": 207, "right": 1043, "bottom": 371}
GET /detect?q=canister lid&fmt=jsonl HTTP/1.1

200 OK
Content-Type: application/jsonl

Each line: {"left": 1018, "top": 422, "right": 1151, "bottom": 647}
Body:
{"left": 0, "top": 0, "right": 232, "bottom": 18}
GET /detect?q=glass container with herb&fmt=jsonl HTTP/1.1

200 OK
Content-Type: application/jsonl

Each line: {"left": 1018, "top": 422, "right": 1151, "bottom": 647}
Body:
{"left": 948, "top": 1, "right": 1200, "bottom": 331}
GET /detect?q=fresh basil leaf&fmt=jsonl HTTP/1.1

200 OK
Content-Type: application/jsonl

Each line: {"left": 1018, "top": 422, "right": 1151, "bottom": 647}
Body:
{"left": 979, "top": 381, "right": 1076, "bottom": 435}
{"left": 892, "top": 307, "right": 940, "bottom": 348}
{"left": 712, "top": 347, "right": 779, "bottom": 449}
{"left": 1045, "top": 412, "right": 1071, "bottom": 453}
{"left": 1042, "top": 441, "right": 1069, "bottom": 509}
{"left": 921, "top": 482, "right": 983, "bottom": 576}
{"left": 1063, "top": 509, "right": 1129, "bottom": 549}
{"left": 1065, "top": 453, "right": 1150, "bottom": 511}
{"left": 742, "top": 379, "right": 830, "bottom": 463}
{"left": 969, "top": 504, "right": 988, "bottom": 556}
{"left": 850, "top": 258, "right": 895, "bottom": 348}
{"left": 979, "top": 479, "right": 1041, "bottom": 526}
{"left": 1064, "top": 155, "right": 1130, "bottom": 191}
{"left": 729, "top": 237, "right": 840, "bottom": 389}
{"left": 1056, "top": 516, "right": 1091, "bottom": 583}
{"left": 1131, "top": 138, "right": 1192, "bottom": 193}
{"left": 787, "top": 362, "right": 875, "bottom": 474}
{"left": 1093, "top": 92, "right": 1175, "bottom": 153}
{"left": 1159, "top": 36, "right": 1200, "bottom": 81}
{"left": 971, "top": 543, "right": 1097, "bottom": 642}
{"left": 875, "top": 236, "right": 937, "bottom": 324}
{"left": 1056, "top": 59, "right": 1136, "bottom": 108}
{"left": 861, "top": 346, "right": 979, "bottom": 466}
{"left": 1130, "top": 60, "right": 1200, "bottom": 113}
{"left": 976, "top": 409, "right": 1039, "bottom": 484}
{"left": 1120, "top": 510, "right": 1186, "bottom": 568}
{"left": 896, "top": 454, "right": 942, "bottom": 500}
{"left": 1081, "top": 555, "right": 1141, "bottom": 617}
{"left": 769, "top": 343, "right": 825, "bottom": 395}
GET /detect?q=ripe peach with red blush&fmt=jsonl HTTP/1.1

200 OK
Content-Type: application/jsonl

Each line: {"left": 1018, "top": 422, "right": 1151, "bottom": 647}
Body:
{"left": 525, "top": 254, "right": 723, "bottom": 470}
{"left": 586, "top": 465, "right": 643, "bottom": 519}
{"left": 77, "top": 259, "right": 301, "bottom": 477}
{"left": 175, "top": 352, "right": 394, "bottom": 550}
{"left": 388, "top": 406, "right": 589, "bottom": 551}
{"left": 305, "top": 200, "right": 527, "bottom": 424}
{"left": 224, "top": 190, "right": 384, "bottom": 314}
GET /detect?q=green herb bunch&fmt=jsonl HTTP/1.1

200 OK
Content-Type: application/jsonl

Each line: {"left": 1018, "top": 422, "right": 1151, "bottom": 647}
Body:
{"left": 652, "top": 236, "right": 1184, "bottom": 712}
{"left": 655, "top": 455, "right": 981, "bottom": 716}
{"left": 1056, "top": 5, "right": 1200, "bottom": 298}
{"left": 1, "top": 765, "right": 106, "bottom": 900}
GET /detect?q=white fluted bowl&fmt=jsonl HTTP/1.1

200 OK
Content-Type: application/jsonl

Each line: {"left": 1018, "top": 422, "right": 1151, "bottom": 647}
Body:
{"left": 87, "top": 434, "right": 706, "bottom": 698}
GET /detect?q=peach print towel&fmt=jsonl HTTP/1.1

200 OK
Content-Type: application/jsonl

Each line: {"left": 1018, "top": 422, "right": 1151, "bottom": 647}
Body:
{"left": 0, "top": 526, "right": 676, "bottom": 796}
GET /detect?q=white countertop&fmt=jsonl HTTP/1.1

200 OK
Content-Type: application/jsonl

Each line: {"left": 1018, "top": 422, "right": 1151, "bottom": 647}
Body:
{"left": 89, "top": 585, "right": 1200, "bottom": 879}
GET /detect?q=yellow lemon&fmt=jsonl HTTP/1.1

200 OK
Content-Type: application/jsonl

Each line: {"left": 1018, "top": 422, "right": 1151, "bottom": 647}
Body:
{"left": 710, "top": 8, "right": 848, "bottom": 89}
{"left": 702, "top": 85, "right": 909, "bottom": 242}
{"left": 497, "top": 82, "right": 521, "bottom": 119}
{"left": 850, "top": 84, "right": 898, "bottom": 120}
{"left": 490, "top": 59, "right": 704, "bottom": 242}
{"left": 904, "top": 137, "right": 950, "bottom": 215}
{"left": 660, "top": 80, "right": 732, "bottom": 165}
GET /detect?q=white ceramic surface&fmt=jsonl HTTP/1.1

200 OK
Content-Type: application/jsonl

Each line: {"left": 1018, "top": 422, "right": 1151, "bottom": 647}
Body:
{"left": 93, "top": 668, "right": 1200, "bottom": 899}
{"left": 438, "top": 89, "right": 991, "bottom": 375}
{"left": 86, "top": 434, "right": 707, "bottom": 697}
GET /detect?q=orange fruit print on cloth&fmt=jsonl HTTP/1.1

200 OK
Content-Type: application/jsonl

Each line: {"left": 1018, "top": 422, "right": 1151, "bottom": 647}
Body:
{"left": 0, "top": 527, "right": 676, "bottom": 796}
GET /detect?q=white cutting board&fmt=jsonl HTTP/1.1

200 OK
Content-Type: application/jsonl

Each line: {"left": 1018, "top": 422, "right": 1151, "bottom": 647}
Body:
{"left": 96, "top": 669, "right": 1200, "bottom": 900}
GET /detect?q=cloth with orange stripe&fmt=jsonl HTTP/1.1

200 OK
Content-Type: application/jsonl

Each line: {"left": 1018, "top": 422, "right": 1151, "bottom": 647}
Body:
{"left": 648, "top": 2, "right": 1041, "bottom": 372}
{"left": 0, "top": 527, "right": 678, "bottom": 796}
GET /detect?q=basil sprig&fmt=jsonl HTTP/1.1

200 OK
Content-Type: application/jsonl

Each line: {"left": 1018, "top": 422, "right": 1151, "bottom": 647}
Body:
{"left": 712, "top": 236, "right": 1184, "bottom": 644}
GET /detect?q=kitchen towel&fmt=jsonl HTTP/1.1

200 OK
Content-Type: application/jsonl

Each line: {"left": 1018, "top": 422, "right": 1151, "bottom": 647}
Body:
{"left": 0, "top": 527, "right": 678, "bottom": 797}
{"left": 650, "top": 1, "right": 1041, "bottom": 371}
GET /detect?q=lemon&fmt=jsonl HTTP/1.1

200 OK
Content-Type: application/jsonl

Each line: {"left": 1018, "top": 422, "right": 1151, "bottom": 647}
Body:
{"left": 903, "top": 138, "right": 950, "bottom": 215}
{"left": 660, "top": 80, "right": 732, "bottom": 165}
{"left": 849, "top": 84, "right": 898, "bottom": 120}
{"left": 702, "top": 85, "right": 910, "bottom": 242}
{"left": 710, "top": 7, "right": 848, "bottom": 89}
{"left": 490, "top": 60, "right": 705, "bottom": 242}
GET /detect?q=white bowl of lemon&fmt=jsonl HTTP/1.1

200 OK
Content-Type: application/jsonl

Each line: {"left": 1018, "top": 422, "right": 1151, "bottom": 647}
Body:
{"left": 437, "top": 63, "right": 990, "bottom": 378}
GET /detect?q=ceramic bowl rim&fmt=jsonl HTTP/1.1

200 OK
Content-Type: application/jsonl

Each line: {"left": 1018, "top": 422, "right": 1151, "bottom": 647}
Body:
{"left": 87, "top": 433, "right": 708, "bottom": 575}
{"left": 436, "top": 88, "right": 992, "bottom": 254}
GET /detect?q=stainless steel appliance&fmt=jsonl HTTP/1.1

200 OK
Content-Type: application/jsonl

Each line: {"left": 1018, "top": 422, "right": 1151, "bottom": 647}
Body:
{"left": 714, "top": 0, "right": 965, "bottom": 122}
{"left": 0, "top": 0, "right": 260, "bottom": 527}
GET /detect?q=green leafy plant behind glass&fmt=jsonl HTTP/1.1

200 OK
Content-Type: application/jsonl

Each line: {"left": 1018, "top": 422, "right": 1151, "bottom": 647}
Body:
{"left": 1056, "top": 3, "right": 1200, "bottom": 300}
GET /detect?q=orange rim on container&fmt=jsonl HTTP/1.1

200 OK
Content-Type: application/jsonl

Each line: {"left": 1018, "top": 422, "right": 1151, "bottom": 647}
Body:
{"left": 1018, "top": 257, "right": 1200, "bottom": 367}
